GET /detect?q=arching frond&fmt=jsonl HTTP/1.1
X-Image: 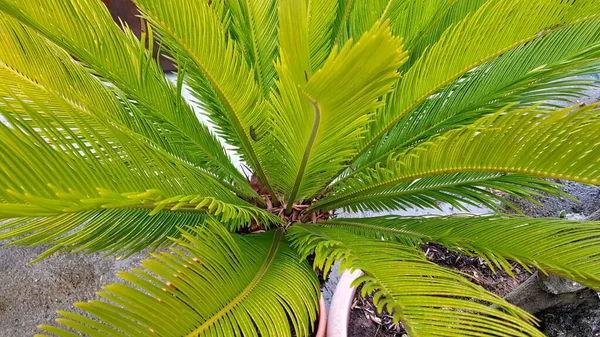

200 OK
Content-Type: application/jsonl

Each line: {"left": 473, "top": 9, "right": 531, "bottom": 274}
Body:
{"left": 0, "top": 209, "right": 204, "bottom": 261}
{"left": 39, "top": 223, "right": 320, "bottom": 337}
{"left": 318, "top": 104, "right": 600, "bottom": 210}
{"left": 312, "top": 173, "right": 568, "bottom": 213}
{"left": 358, "top": 17, "right": 600, "bottom": 170}
{"left": 359, "top": 0, "right": 600, "bottom": 163}
{"left": 404, "top": 0, "right": 492, "bottom": 68}
{"left": 224, "top": 0, "right": 278, "bottom": 97}
{"left": 347, "top": 0, "right": 457, "bottom": 51}
{"left": 0, "top": 0, "right": 242, "bottom": 193}
{"left": 267, "top": 22, "right": 407, "bottom": 207}
{"left": 0, "top": 82, "right": 276, "bottom": 255}
{"left": 308, "top": 0, "right": 339, "bottom": 72}
{"left": 276, "top": 0, "right": 309, "bottom": 86}
{"left": 274, "top": 0, "right": 351, "bottom": 104}
{"left": 288, "top": 225, "right": 543, "bottom": 337}
{"left": 0, "top": 15, "right": 255, "bottom": 198}
{"left": 133, "top": 0, "right": 276, "bottom": 198}
{"left": 318, "top": 215, "right": 600, "bottom": 289}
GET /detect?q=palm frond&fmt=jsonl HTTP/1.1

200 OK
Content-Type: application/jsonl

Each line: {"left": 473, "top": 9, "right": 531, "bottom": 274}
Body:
{"left": 312, "top": 173, "right": 568, "bottom": 213}
{"left": 358, "top": 0, "right": 600, "bottom": 163}
{"left": 277, "top": 0, "right": 312, "bottom": 86}
{"left": 347, "top": 0, "right": 457, "bottom": 50}
{"left": 385, "top": 0, "right": 458, "bottom": 52}
{"left": 0, "top": 15, "right": 256, "bottom": 198}
{"left": 39, "top": 222, "right": 320, "bottom": 337}
{"left": 0, "top": 209, "right": 204, "bottom": 261}
{"left": 319, "top": 215, "right": 600, "bottom": 289}
{"left": 288, "top": 225, "right": 543, "bottom": 337}
{"left": 0, "top": 82, "right": 276, "bottom": 255}
{"left": 403, "top": 0, "right": 492, "bottom": 68}
{"left": 224, "top": 0, "right": 278, "bottom": 97}
{"left": 357, "top": 17, "right": 600, "bottom": 172}
{"left": 346, "top": 0, "right": 389, "bottom": 41}
{"left": 308, "top": 0, "right": 339, "bottom": 72}
{"left": 331, "top": 0, "right": 354, "bottom": 46}
{"left": 267, "top": 22, "right": 407, "bottom": 208}
{"left": 0, "top": 0, "right": 244, "bottom": 194}
{"left": 317, "top": 104, "right": 600, "bottom": 211}
{"left": 134, "top": 0, "right": 277, "bottom": 198}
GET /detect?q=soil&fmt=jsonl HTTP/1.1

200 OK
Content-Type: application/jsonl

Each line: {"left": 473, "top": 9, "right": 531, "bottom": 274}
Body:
{"left": 538, "top": 289, "right": 600, "bottom": 337}
{"left": 347, "top": 244, "right": 532, "bottom": 337}
{"left": 347, "top": 180, "right": 600, "bottom": 337}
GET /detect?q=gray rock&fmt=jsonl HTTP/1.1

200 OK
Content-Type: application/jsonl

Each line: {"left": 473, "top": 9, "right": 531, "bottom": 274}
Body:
{"left": 543, "top": 274, "right": 586, "bottom": 295}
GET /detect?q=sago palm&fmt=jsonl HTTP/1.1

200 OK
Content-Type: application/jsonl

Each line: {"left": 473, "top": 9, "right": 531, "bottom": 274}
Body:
{"left": 1, "top": 0, "right": 600, "bottom": 336}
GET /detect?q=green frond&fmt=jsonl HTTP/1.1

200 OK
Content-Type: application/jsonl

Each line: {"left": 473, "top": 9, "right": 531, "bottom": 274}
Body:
{"left": 0, "top": 0, "right": 244, "bottom": 194}
{"left": 0, "top": 83, "right": 275, "bottom": 255}
{"left": 312, "top": 173, "right": 568, "bottom": 213}
{"left": 0, "top": 209, "right": 204, "bottom": 260}
{"left": 346, "top": 0, "right": 457, "bottom": 49}
{"left": 308, "top": 0, "right": 339, "bottom": 72}
{"left": 359, "top": 0, "right": 600, "bottom": 163}
{"left": 0, "top": 190, "right": 277, "bottom": 259}
{"left": 40, "top": 223, "right": 320, "bottom": 337}
{"left": 267, "top": 22, "right": 408, "bottom": 206}
{"left": 224, "top": 0, "right": 278, "bottom": 97}
{"left": 346, "top": 0, "right": 389, "bottom": 41}
{"left": 318, "top": 104, "right": 600, "bottom": 210}
{"left": 331, "top": 0, "right": 354, "bottom": 46}
{"left": 385, "top": 0, "right": 458, "bottom": 51}
{"left": 133, "top": 0, "right": 276, "bottom": 198}
{"left": 277, "top": 0, "right": 312, "bottom": 86}
{"left": 356, "top": 17, "right": 600, "bottom": 171}
{"left": 318, "top": 215, "right": 600, "bottom": 289}
{"left": 288, "top": 225, "right": 543, "bottom": 337}
{"left": 403, "top": 0, "right": 492, "bottom": 68}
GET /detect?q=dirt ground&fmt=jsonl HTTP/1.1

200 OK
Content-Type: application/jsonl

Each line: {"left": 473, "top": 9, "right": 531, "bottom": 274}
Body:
{"left": 0, "top": 245, "right": 147, "bottom": 336}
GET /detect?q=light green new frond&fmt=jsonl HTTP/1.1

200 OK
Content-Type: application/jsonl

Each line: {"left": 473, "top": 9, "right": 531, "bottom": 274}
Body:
{"left": 312, "top": 173, "right": 568, "bottom": 213}
{"left": 274, "top": 22, "right": 407, "bottom": 207}
{"left": 0, "top": 0, "right": 241, "bottom": 192}
{"left": 358, "top": 17, "right": 600, "bottom": 171}
{"left": 321, "top": 104, "right": 600, "bottom": 209}
{"left": 134, "top": 0, "right": 276, "bottom": 198}
{"left": 263, "top": 58, "right": 315, "bottom": 199}
{"left": 40, "top": 224, "right": 320, "bottom": 337}
{"left": 360, "top": 0, "right": 600, "bottom": 162}
{"left": 278, "top": 0, "right": 312, "bottom": 86}
{"left": 320, "top": 215, "right": 600, "bottom": 289}
{"left": 288, "top": 225, "right": 543, "bottom": 337}
{"left": 225, "top": 0, "right": 278, "bottom": 97}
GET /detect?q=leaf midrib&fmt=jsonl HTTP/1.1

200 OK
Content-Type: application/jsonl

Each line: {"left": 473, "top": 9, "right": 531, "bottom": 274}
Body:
{"left": 315, "top": 167, "right": 598, "bottom": 212}
{"left": 315, "top": 174, "right": 505, "bottom": 211}
{"left": 286, "top": 97, "right": 321, "bottom": 214}
{"left": 187, "top": 228, "right": 284, "bottom": 336}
